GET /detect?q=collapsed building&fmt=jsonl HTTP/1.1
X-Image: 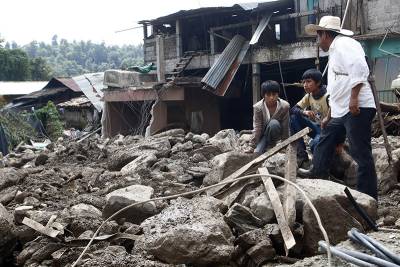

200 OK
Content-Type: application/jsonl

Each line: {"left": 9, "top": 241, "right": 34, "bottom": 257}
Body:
{"left": 101, "top": 0, "right": 400, "bottom": 138}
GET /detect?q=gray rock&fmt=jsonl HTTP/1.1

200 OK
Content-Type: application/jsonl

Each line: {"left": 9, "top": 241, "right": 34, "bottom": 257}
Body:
{"left": 103, "top": 185, "right": 157, "bottom": 224}
{"left": 192, "top": 134, "right": 206, "bottom": 144}
{"left": 224, "top": 203, "right": 265, "bottom": 235}
{"left": 35, "top": 153, "right": 49, "bottom": 166}
{"left": 171, "top": 141, "right": 193, "bottom": 154}
{"left": 236, "top": 224, "right": 281, "bottom": 250}
{"left": 70, "top": 203, "right": 102, "bottom": 217}
{"left": 108, "top": 138, "right": 171, "bottom": 171}
{"left": 191, "top": 144, "right": 223, "bottom": 160}
{"left": 246, "top": 239, "right": 276, "bottom": 266}
{"left": 0, "top": 203, "right": 16, "bottom": 264}
{"left": 373, "top": 147, "right": 400, "bottom": 194}
{"left": 136, "top": 196, "right": 233, "bottom": 265}
{"left": 262, "top": 153, "right": 286, "bottom": 176}
{"left": 293, "top": 179, "right": 377, "bottom": 255}
{"left": 203, "top": 151, "right": 256, "bottom": 186}
{"left": 249, "top": 192, "right": 275, "bottom": 224}
{"left": 152, "top": 128, "right": 185, "bottom": 139}
{"left": 190, "top": 153, "right": 207, "bottom": 163}
{"left": 120, "top": 153, "right": 157, "bottom": 175}
{"left": 206, "top": 129, "right": 239, "bottom": 153}
{"left": 186, "top": 166, "right": 211, "bottom": 178}
{"left": 0, "top": 167, "right": 22, "bottom": 191}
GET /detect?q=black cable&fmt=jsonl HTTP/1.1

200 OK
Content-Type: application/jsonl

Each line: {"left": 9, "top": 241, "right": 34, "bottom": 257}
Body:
{"left": 344, "top": 187, "right": 378, "bottom": 231}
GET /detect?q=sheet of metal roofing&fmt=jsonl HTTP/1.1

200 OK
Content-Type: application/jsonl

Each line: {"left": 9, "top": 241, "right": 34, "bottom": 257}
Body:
{"left": 0, "top": 81, "right": 47, "bottom": 96}
{"left": 202, "top": 34, "right": 246, "bottom": 90}
{"left": 249, "top": 13, "right": 272, "bottom": 45}
{"left": 72, "top": 72, "right": 104, "bottom": 112}
{"left": 57, "top": 96, "right": 91, "bottom": 108}
{"left": 54, "top": 78, "right": 81, "bottom": 92}
{"left": 214, "top": 42, "right": 250, "bottom": 96}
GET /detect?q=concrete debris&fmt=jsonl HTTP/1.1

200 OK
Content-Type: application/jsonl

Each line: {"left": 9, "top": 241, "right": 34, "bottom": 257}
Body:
{"left": 0, "top": 128, "right": 398, "bottom": 266}
{"left": 136, "top": 196, "right": 234, "bottom": 265}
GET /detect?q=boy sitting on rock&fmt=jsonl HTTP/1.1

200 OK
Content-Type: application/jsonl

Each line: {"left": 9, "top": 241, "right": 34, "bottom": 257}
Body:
{"left": 290, "top": 69, "right": 330, "bottom": 166}
{"left": 250, "top": 80, "right": 290, "bottom": 153}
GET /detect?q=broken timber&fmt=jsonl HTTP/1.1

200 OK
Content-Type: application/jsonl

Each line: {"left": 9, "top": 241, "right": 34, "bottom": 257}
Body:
{"left": 208, "top": 127, "right": 311, "bottom": 197}
{"left": 258, "top": 167, "right": 296, "bottom": 254}
{"left": 22, "top": 217, "right": 60, "bottom": 238}
{"left": 283, "top": 144, "right": 297, "bottom": 229}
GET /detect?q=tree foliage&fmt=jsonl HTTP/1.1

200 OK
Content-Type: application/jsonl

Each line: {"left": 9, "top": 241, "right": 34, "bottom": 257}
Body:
{"left": 23, "top": 35, "right": 144, "bottom": 76}
{"left": 0, "top": 34, "right": 144, "bottom": 80}
{"left": 34, "top": 101, "right": 64, "bottom": 140}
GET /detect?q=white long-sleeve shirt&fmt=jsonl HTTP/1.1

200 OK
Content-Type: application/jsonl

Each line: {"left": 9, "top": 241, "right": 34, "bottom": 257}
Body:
{"left": 327, "top": 35, "right": 376, "bottom": 118}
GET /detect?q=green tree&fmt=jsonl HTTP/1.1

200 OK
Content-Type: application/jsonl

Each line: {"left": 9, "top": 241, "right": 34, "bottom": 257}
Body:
{"left": 0, "top": 48, "right": 31, "bottom": 80}
{"left": 30, "top": 57, "right": 52, "bottom": 80}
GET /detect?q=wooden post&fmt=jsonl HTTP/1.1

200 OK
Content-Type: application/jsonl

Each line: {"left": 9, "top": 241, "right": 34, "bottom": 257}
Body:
{"left": 258, "top": 167, "right": 296, "bottom": 254}
{"left": 251, "top": 22, "right": 260, "bottom": 104}
{"left": 283, "top": 143, "right": 297, "bottom": 229}
{"left": 176, "top": 20, "right": 182, "bottom": 58}
{"left": 156, "top": 35, "right": 165, "bottom": 82}
{"left": 252, "top": 63, "right": 261, "bottom": 104}
{"left": 210, "top": 30, "right": 215, "bottom": 55}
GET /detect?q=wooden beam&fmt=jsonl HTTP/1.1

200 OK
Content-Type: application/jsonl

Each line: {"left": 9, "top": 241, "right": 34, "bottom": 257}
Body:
{"left": 210, "top": 21, "right": 252, "bottom": 32}
{"left": 270, "top": 10, "right": 317, "bottom": 23}
{"left": 258, "top": 167, "right": 296, "bottom": 254}
{"left": 208, "top": 127, "right": 311, "bottom": 196}
{"left": 283, "top": 144, "right": 297, "bottom": 229}
{"left": 176, "top": 20, "right": 182, "bottom": 58}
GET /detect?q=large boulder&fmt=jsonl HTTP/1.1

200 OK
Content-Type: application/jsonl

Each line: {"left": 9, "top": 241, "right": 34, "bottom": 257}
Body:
{"left": 108, "top": 138, "right": 171, "bottom": 171}
{"left": 249, "top": 192, "right": 275, "bottom": 224}
{"left": 0, "top": 204, "right": 17, "bottom": 264}
{"left": 102, "top": 185, "right": 157, "bottom": 224}
{"left": 206, "top": 129, "right": 239, "bottom": 153}
{"left": 373, "top": 147, "right": 400, "bottom": 194}
{"left": 120, "top": 153, "right": 157, "bottom": 175}
{"left": 224, "top": 203, "right": 265, "bottom": 235}
{"left": 203, "top": 151, "right": 256, "bottom": 186}
{"left": 292, "top": 179, "right": 377, "bottom": 255}
{"left": 0, "top": 167, "right": 22, "bottom": 191}
{"left": 135, "top": 196, "right": 234, "bottom": 265}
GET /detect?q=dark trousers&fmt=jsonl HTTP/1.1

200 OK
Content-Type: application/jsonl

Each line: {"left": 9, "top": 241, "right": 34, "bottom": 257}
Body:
{"left": 312, "top": 108, "right": 378, "bottom": 199}
{"left": 255, "top": 119, "right": 281, "bottom": 153}
{"left": 290, "top": 113, "right": 321, "bottom": 158}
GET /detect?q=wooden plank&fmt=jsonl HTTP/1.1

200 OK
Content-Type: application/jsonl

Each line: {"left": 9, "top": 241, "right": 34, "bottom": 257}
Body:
{"left": 258, "top": 167, "right": 296, "bottom": 255}
{"left": 22, "top": 217, "right": 60, "bottom": 238}
{"left": 283, "top": 143, "right": 298, "bottom": 229}
{"left": 207, "top": 127, "right": 311, "bottom": 196}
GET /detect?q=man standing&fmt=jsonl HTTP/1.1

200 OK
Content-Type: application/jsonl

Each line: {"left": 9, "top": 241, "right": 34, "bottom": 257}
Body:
{"left": 302, "top": 16, "right": 378, "bottom": 199}
{"left": 250, "top": 80, "right": 290, "bottom": 153}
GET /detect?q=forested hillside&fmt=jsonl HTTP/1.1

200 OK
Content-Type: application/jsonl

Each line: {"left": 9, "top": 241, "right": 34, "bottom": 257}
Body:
{"left": 0, "top": 34, "right": 143, "bottom": 80}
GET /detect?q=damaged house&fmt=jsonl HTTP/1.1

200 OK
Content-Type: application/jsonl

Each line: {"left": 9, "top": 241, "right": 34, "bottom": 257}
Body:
{"left": 101, "top": 0, "right": 400, "bottom": 137}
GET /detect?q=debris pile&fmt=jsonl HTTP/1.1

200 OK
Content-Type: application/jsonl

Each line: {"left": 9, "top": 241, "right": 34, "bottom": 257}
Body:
{"left": 0, "top": 128, "right": 399, "bottom": 266}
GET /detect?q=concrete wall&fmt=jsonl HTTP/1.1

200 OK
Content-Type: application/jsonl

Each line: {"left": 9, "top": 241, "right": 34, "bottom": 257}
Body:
{"left": 366, "top": 0, "right": 400, "bottom": 34}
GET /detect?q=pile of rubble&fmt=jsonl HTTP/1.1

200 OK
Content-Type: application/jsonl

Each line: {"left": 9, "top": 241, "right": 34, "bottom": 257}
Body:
{"left": 0, "top": 128, "right": 399, "bottom": 266}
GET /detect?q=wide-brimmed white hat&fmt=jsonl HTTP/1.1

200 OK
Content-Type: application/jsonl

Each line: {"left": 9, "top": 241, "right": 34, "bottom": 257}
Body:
{"left": 305, "top": 16, "right": 354, "bottom": 36}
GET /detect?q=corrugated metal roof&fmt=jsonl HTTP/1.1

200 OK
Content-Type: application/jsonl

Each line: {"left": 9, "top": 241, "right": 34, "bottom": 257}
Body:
{"left": 249, "top": 13, "right": 272, "bottom": 45}
{"left": 72, "top": 72, "right": 104, "bottom": 112}
{"left": 0, "top": 81, "right": 47, "bottom": 96}
{"left": 54, "top": 78, "right": 81, "bottom": 92}
{"left": 214, "top": 42, "right": 250, "bottom": 96}
{"left": 142, "top": 1, "right": 283, "bottom": 24}
{"left": 57, "top": 96, "right": 91, "bottom": 108}
{"left": 202, "top": 35, "right": 246, "bottom": 90}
